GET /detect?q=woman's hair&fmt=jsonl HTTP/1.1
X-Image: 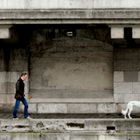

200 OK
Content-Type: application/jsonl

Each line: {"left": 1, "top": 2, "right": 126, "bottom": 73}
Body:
{"left": 20, "top": 72, "right": 27, "bottom": 77}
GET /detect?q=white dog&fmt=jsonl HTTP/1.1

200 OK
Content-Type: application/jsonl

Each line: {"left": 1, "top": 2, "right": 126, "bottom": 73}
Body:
{"left": 121, "top": 101, "right": 140, "bottom": 119}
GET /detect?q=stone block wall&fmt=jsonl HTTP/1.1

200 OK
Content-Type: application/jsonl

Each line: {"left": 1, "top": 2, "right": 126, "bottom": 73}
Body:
{"left": 114, "top": 48, "right": 140, "bottom": 112}
{"left": 1, "top": 25, "right": 140, "bottom": 114}
{"left": 114, "top": 71, "right": 140, "bottom": 102}
{"left": 28, "top": 103, "right": 117, "bottom": 114}
{"left": 26, "top": 26, "right": 115, "bottom": 114}
{"left": 0, "top": 28, "right": 28, "bottom": 111}
{"left": 0, "top": 25, "right": 114, "bottom": 114}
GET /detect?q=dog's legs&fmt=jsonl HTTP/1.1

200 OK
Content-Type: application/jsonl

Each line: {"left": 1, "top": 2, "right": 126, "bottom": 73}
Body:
{"left": 124, "top": 114, "right": 127, "bottom": 119}
{"left": 128, "top": 106, "right": 133, "bottom": 119}
{"left": 122, "top": 107, "right": 129, "bottom": 119}
{"left": 121, "top": 109, "right": 128, "bottom": 119}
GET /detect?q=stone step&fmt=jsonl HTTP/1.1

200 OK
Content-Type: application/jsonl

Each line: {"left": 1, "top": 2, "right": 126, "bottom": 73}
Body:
{"left": 0, "top": 118, "right": 140, "bottom": 133}
{"left": 1, "top": 117, "right": 140, "bottom": 140}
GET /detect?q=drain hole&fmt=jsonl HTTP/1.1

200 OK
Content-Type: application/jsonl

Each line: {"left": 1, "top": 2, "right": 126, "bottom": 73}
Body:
{"left": 15, "top": 125, "right": 28, "bottom": 128}
{"left": 67, "top": 123, "right": 84, "bottom": 128}
{"left": 106, "top": 126, "right": 116, "bottom": 130}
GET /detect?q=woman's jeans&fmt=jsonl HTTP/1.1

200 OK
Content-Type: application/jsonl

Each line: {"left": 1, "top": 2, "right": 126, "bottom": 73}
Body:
{"left": 13, "top": 98, "right": 29, "bottom": 118}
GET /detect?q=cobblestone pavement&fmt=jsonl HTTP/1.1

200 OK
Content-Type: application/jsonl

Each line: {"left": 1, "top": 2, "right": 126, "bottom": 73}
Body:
{"left": 0, "top": 113, "right": 140, "bottom": 119}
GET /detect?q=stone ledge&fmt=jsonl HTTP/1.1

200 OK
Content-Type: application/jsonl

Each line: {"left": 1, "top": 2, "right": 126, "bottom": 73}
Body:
{"left": 0, "top": 131, "right": 140, "bottom": 140}
{"left": 30, "top": 98, "right": 114, "bottom": 103}
{"left": 0, "top": 118, "right": 140, "bottom": 133}
{"left": 0, "top": 9, "right": 140, "bottom": 24}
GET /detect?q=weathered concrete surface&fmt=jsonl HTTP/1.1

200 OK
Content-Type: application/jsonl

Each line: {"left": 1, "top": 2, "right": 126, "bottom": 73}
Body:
{"left": 1, "top": 9, "right": 140, "bottom": 24}
{"left": 1, "top": 25, "right": 140, "bottom": 114}
{"left": 29, "top": 28, "right": 113, "bottom": 104}
{"left": 0, "top": 0, "right": 140, "bottom": 9}
{"left": 1, "top": 133, "right": 140, "bottom": 140}
{"left": 0, "top": 25, "right": 113, "bottom": 114}
{"left": 0, "top": 118, "right": 140, "bottom": 140}
{"left": 132, "top": 26, "right": 140, "bottom": 38}
{"left": 0, "top": 25, "right": 11, "bottom": 38}
{"left": 111, "top": 26, "right": 124, "bottom": 39}
{"left": 114, "top": 48, "right": 140, "bottom": 104}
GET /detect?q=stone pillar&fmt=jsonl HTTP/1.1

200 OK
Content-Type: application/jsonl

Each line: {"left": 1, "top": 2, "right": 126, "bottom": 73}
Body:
{"left": 0, "top": 25, "right": 11, "bottom": 39}
{"left": 110, "top": 26, "right": 124, "bottom": 39}
{"left": 132, "top": 26, "right": 140, "bottom": 38}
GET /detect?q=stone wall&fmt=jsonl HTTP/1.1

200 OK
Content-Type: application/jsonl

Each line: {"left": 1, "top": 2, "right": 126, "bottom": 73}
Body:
{"left": 1, "top": 25, "right": 140, "bottom": 114}
{"left": 0, "top": 28, "right": 28, "bottom": 111}
{"left": 114, "top": 47, "right": 140, "bottom": 112}
{"left": 29, "top": 29, "right": 113, "bottom": 99}
{"left": 0, "top": 25, "right": 114, "bottom": 113}
{"left": 28, "top": 27, "right": 113, "bottom": 113}
{"left": 1, "top": 132, "right": 140, "bottom": 140}
{"left": 1, "top": 119, "right": 140, "bottom": 140}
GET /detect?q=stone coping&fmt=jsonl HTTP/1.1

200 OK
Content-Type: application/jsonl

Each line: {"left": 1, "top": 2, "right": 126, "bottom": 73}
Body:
{"left": 0, "top": 9, "right": 140, "bottom": 24}
{"left": 1, "top": 0, "right": 140, "bottom": 9}
{"left": 0, "top": 118, "right": 140, "bottom": 133}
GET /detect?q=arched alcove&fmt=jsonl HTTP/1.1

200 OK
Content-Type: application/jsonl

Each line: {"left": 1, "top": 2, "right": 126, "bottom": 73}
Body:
{"left": 29, "top": 35, "right": 113, "bottom": 102}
